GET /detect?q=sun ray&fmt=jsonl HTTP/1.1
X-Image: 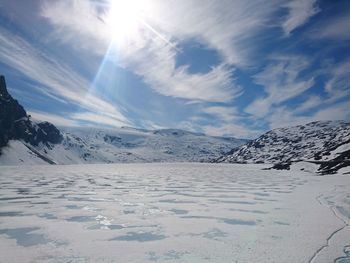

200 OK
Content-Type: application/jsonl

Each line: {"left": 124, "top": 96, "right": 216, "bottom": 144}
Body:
{"left": 83, "top": 0, "right": 181, "bottom": 119}
{"left": 103, "top": 0, "right": 178, "bottom": 50}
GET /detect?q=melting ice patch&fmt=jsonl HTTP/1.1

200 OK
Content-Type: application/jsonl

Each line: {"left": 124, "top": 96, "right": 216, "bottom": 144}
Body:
{"left": 111, "top": 231, "right": 167, "bottom": 242}
{"left": 0, "top": 227, "right": 50, "bottom": 247}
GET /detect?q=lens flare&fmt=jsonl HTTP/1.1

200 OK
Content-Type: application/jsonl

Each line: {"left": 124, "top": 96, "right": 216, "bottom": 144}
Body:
{"left": 106, "top": 0, "right": 148, "bottom": 42}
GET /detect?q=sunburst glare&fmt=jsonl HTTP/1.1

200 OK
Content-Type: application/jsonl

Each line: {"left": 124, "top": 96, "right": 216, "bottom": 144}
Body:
{"left": 105, "top": 0, "right": 150, "bottom": 43}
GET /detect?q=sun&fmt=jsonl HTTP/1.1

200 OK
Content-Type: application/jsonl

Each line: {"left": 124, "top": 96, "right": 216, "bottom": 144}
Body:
{"left": 106, "top": 0, "right": 149, "bottom": 42}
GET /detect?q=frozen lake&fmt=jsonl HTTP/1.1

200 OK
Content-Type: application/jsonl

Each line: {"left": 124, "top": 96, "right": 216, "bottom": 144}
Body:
{"left": 0, "top": 163, "right": 349, "bottom": 262}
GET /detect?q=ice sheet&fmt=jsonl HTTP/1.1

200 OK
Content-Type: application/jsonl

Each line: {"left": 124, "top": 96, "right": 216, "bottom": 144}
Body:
{"left": 0, "top": 163, "right": 349, "bottom": 262}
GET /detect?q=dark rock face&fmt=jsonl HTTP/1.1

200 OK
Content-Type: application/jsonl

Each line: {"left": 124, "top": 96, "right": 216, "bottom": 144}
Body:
{"left": 0, "top": 76, "right": 27, "bottom": 147}
{"left": 317, "top": 149, "right": 350, "bottom": 175}
{"left": 12, "top": 119, "right": 63, "bottom": 146}
{"left": 0, "top": 75, "right": 62, "bottom": 152}
{"left": 37, "top": 121, "right": 63, "bottom": 144}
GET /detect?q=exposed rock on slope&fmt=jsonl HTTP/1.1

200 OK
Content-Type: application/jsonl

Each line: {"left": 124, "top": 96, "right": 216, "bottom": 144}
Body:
{"left": 216, "top": 121, "right": 350, "bottom": 174}
{"left": 0, "top": 75, "right": 63, "bottom": 153}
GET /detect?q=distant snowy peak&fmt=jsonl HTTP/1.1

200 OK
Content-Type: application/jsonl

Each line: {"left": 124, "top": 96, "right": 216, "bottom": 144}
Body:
{"left": 217, "top": 121, "right": 350, "bottom": 174}
{"left": 0, "top": 126, "right": 247, "bottom": 165}
{"left": 56, "top": 127, "right": 247, "bottom": 164}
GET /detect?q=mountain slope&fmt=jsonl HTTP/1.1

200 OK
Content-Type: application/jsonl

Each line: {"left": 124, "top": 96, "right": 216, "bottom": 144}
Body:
{"left": 216, "top": 121, "right": 350, "bottom": 174}
{"left": 0, "top": 75, "right": 63, "bottom": 152}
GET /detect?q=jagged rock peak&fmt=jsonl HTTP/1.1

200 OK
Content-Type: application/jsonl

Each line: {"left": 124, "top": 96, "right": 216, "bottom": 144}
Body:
{"left": 0, "top": 75, "right": 27, "bottom": 121}
{"left": 0, "top": 75, "right": 63, "bottom": 150}
{"left": 0, "top": 75, "right": 7, "bottom": 95}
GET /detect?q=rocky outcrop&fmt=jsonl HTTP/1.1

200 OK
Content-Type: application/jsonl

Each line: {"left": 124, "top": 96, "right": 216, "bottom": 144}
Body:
{"left": 0, "top": 75, "right": 63, "bottom": 153}
{"left": 216, "top": 121, "right": 350, "bottom": 174}
{"left": 0, "top": 75, "right": 27, "bottom": 147}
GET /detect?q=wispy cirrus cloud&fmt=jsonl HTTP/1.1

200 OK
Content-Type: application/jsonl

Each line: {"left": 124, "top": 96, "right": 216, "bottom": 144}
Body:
{"left": 117, "top": 39, "right": 240, "bottom": 102}
{"left": 295, "top": 60, "right": 350, "bottom": 115}
{"left": 246, "top": 57, "right": 350, "bottom": 129}
{"left": 39, "top": 0, "right": 284, "bottom": 103}
{"left": 310, "top": 14, "right": 350, "bottom": 41}
{"left": 324, "top": 61, "right": 350, "bottom": 100}
{"left": 294, "top": 95, "right": 322, "bottom": 114}
{"left": 194, "top": 106, "right": 261, "bottom": 138}
{"left": 29, "top": 111, "right": 78, "bottom": 127}
{"left": 148, "top": 0, "right": 282, "bottom": 65}
{"left": 245, "top": 55, "right": 315, "bottom": 118}
{"left": 203, "top": 123, "right": 262, "bottom": 139}
{"left": 29, "top": 110, "right": 130, "bottom": 129}
{"left": 312, "top": 101, "right": 350, "bottom": 121}
{"left": 282, "top": 0, "right": 319, "bottom": 36}
{"left": 0, "top": 26, "right": 131, "bottom": 127}
{"left": 41, "top": 0, "right": 110, "bottom": 55}
{"left": 70, "top": 111, "right": 129, "bottom": 128}
{"left": 266, "top": 101, "right": 350, "bottom": 129}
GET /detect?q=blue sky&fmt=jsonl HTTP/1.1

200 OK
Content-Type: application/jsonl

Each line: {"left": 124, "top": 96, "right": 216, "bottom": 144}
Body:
{"left": 0, "top": 0, "right": 349, "bottom": 138}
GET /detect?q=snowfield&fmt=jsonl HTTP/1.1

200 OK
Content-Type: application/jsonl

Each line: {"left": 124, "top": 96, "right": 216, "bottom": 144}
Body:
{"left": 0, "top": 163, "right": 349, "bottom": 263}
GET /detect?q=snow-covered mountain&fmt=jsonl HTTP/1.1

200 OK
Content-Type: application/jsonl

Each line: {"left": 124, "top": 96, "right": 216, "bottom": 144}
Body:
{"left": 216, "top": 121, "right": 350, "bottom": 174}
{"left": 0, "top": 75, "right": 246, "bottom": 165}
{"left": 0, "top": 127, "right": 246, "bottom": 165}
{"left": 0, "top": 126, "right": 247, "bottom": 165}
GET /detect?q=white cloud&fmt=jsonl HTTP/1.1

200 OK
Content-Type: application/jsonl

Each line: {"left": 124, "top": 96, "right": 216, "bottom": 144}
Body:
{"left": 245, "top": 55, "right": 314, "bottom": 118}
{"left": 324, "top": 61, "right": 350, "bottom": 99}
{"left": 203, "top": 123, "right": 261, "bottom": 139}
{"left": 197, "top": 106, "right": 261, "bottom": 138}
{"left": 202, "top": 106, "right": 239, "bottom": 123}
{"left": 149, "top": 0, "right": 281, "bottom": 65}
{"left": 311, "top": 14, "right": 350, "bottom": 41}
{"left": 275, "top": 59, "right": 350, "bottom": 118}
{"left": 139, "top": 120, "right": 166, "bottom": 130}
{"left": 29, "top": 110, "right": 132, "bottom": 129}
{"left": 113, "top": 37, "right": 241, "bottom": 102}
{"left": 282, "top": 0, "right": 319, "bottom": 36}
{"left": 245, "top": 99, "right": 271, "bottom": 119}
{"left": 29, "top": 111, "right": 78, "bottom": 127}
{"left": 70, "top": 112, "right": 129, "bottom": 128}
{"left": 246, "top": 57, "right": 350, "bottom": 130}
{"left": 312, "top": 102, "right": 350, "bottom": 121}
{"left": 41, "top": 0, "right": 110, "bottom": 55}
{"left": 294, "top": 95, "right": 322, "bottom": 113}
{"left": 266, "top": 107, "right": 311, "bottom": 129}
{"left": 267, "top": 101, "right": 350, "bottom": 129}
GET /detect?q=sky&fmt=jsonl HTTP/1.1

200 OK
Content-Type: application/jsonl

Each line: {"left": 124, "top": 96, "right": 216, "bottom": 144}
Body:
{"left": 0, "top": 0, "right": 349, "bottom": 138}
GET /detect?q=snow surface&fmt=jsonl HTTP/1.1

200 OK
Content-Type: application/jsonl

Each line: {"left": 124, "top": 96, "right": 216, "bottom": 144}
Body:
{"left": 0, "top": 163, "right": 349, "bottom": 263}
{"left": 0, "top": 141, "right": 49, "bottom": 165}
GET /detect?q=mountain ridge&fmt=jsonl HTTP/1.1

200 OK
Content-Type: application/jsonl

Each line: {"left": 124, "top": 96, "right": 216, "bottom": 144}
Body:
{"left": 0, "top": 75, "right": 246, "bottom": 165}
